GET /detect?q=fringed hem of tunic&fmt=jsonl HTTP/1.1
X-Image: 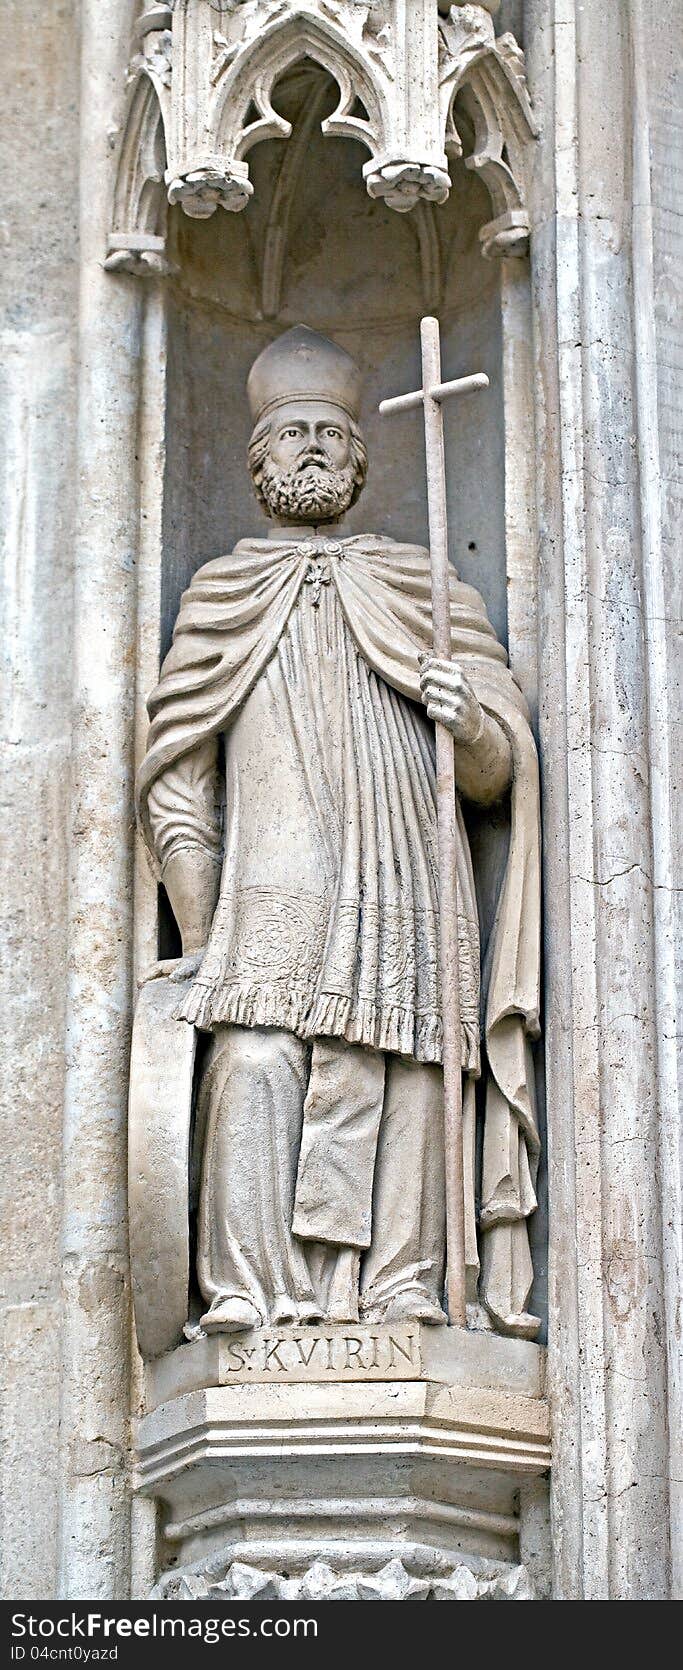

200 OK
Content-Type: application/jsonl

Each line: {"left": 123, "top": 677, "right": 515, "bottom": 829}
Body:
{"left": 175, "top": 980, "right": 480, "bottom": 1071}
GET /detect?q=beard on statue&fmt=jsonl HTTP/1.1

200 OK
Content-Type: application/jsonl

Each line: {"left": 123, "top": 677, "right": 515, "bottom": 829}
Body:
{"left": 248, "top": 408, "right": 368, "bottom": 524}
{"left": 259, "top": 453, "right": 358, "bottom": 521}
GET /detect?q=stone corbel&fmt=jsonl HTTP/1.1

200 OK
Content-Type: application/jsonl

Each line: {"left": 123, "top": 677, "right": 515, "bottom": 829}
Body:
{"left": 106, "top": 2, "right": 536, "bottom": 275}
{"left": 137, "top": 1325, "right": 550, "bottom": 1597}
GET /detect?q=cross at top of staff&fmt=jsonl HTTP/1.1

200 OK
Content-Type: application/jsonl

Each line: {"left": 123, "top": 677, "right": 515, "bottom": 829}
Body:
{"left": 379, "top": 370, "right": 489, "bottom": 417}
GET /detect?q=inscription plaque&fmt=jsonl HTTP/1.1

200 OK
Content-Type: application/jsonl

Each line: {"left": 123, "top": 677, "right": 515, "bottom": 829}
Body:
{"left": 215, "top": 1324, "right": 422, "bottom": 1383}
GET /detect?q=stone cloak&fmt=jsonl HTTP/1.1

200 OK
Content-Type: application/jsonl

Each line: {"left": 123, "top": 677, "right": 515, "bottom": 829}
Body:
{"left": 136, "top": 535, "right": 542, "bottom": 1335}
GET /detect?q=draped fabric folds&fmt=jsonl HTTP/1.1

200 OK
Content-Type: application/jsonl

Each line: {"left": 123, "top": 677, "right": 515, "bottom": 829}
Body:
{"left": 137, "top": 536, "right": 542, "bottom": 1337}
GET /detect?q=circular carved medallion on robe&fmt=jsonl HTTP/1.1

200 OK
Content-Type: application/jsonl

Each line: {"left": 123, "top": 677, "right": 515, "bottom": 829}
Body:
{"left": 232, "top": 887, "right": 326, "bottom": 981}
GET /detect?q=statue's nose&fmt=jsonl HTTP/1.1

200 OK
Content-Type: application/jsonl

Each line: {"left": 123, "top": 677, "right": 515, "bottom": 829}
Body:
{"left": 300, "top": 447, "right": 328, "bottom": 466}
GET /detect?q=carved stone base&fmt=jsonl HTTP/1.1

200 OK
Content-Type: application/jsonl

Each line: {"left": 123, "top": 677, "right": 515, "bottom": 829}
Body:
{"left": 138, "top": 1325, "right": 550, "bottom": 1597}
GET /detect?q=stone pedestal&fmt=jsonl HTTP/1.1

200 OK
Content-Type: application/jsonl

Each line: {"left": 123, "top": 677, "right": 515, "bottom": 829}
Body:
{"left": 137, "top": 1326, "right": 550, "bottom": 1598}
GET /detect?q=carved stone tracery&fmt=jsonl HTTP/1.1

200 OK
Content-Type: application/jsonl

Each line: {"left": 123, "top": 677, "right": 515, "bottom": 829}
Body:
{"left": 438, "top": 5, "right": 537, "bottom": 258}
{"left": 106, "top": 1, "right": 537, "bottom": 275}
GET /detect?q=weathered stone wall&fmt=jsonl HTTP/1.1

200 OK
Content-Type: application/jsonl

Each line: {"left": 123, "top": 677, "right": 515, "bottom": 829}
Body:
{"left": 0, "top": 0, "right": 79, "bottom": 1602}
{"left": 0, "top": 0, "right": 679, "bottom": 1602}
{"left": 527, "top": 0, "right": 682, "bottom": 1601}
{"left": 636, "top": 0, "right": 682, "bottom": 1596}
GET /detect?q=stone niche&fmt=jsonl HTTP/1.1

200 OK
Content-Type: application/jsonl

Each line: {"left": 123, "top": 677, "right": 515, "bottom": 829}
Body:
{"left": 160, "top": 61, "right": 511, "bottom": 647}
{"left": 124, "top": 19, "right": 549, "bottom": 1601}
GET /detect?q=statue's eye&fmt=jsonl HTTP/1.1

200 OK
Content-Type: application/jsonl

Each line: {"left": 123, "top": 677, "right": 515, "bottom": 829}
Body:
{"left": 282, "top": 428, "right": 300, "bottom": 439}
{"left": 325, "top": 428, "right": 341, "bottom": 439}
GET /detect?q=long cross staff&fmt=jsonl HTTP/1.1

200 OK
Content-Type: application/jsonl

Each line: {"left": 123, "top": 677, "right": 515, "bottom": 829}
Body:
{"left": 379, "top": 316, "right": 489, "bottom": 1327}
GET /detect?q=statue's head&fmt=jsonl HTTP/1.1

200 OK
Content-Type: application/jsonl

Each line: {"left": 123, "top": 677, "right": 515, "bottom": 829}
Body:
{"left": 246, "top": 325, "right": 367, "bottom": 523}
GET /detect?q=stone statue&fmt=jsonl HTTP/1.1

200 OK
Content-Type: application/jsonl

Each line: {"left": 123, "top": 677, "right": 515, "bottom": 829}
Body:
{"left": 136, "top": 325, "right": 541, "bottom": 1342}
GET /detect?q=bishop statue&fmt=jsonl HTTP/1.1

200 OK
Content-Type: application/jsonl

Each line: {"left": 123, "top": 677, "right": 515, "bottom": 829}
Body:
{"left": 136, "top": 325, "right": 542, "bottom": 1341}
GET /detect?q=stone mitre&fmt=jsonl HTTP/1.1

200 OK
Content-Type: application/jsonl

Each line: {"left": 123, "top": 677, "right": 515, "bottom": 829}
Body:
{"left": 246, "top": 324, "right": 363, "bottom": 423}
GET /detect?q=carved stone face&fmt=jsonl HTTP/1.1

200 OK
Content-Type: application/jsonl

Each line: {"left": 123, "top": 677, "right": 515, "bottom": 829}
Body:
{"left": 268, "top": 400, "right": 352, "bottom": 473}
{"left": 248, "top": 397, "right": 368, "bottom": 524}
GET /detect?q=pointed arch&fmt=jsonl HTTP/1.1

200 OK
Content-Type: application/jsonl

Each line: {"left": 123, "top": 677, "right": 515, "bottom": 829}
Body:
{"left": 105, "top": 68, "right": 170, "bottom": 275}
{"left": 210, "top": 11, "right": 385, "bottom": 170}
{"left": 441, "top": 35, "right": 537, "bottom": 259}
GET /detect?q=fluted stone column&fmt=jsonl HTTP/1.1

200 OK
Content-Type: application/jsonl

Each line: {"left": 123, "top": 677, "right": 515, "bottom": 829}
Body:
{"left": 57, "top": 0, "right": 142, "bottom": 1600}
{"left": 0, "top": 0, "right": 79, "bottom": 1603}
{"left": 526, "top": 0, "right": 681, "bottom": 1601}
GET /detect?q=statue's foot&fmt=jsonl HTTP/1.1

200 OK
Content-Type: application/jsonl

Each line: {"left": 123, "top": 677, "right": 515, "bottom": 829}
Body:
{"left": 271, "top": 1296, "right": 323, "bottom": 1327}
{"left": 363, "top": 1291, "right": 448, "bottom": 1327}
{"left": 200, "top": 1297, "right": 262, "bottom": 1333}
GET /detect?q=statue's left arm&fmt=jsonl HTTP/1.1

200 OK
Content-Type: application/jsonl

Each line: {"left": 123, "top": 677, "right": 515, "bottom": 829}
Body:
{"left": 419, "top": 655, "right": 512, "bottom": 804}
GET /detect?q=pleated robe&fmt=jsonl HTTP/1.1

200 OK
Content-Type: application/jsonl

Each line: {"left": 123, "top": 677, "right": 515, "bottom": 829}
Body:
{"left": 138, "top": 534, "right": 542, "bottom": 1336}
